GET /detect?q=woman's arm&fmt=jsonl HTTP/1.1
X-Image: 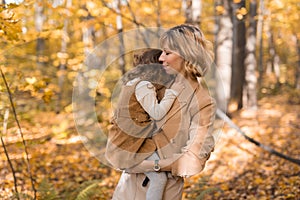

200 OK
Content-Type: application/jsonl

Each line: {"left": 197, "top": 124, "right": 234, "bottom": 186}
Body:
{"left": 170, "top": 92, "right": 216, "bottom": 177}
{"left": 126, "top": 96, "right": 215, "bottom": 175}
{"left": 127, "top": 81, "right": 216, "bottom": 176}
{"left": 125, "top": 157, "right": 175, "bottom": 173}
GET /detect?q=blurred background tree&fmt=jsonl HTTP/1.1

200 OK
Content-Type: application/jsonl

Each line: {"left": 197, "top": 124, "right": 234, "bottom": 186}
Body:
{"left": 1, "top": 0, "right": 298, "bottom": 117}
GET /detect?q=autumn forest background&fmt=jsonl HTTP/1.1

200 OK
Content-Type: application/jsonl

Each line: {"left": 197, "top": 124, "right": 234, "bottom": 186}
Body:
{"left": 0, "top": 0, "right": 300, "bottom": 199}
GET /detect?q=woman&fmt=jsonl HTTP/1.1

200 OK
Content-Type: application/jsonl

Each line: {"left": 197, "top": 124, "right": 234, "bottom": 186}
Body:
{"left": 112, "top": 24, "right": 216, "bottom": 200}
{"left": 106, "top": 51, "right": 183, "bottom": 200}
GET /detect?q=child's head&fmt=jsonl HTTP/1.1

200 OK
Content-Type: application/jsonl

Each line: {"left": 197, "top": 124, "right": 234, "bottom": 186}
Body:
{"left": 123, "top": 48, "right": 174, "bottom": 85}
{"left": 123, "top": 63, "right": 170, "bottom": 85}
{"left": 133, "top": 48, "right": 162, "bottom": 66}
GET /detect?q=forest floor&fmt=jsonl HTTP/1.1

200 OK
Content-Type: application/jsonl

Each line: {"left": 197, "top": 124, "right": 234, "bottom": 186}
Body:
{"left": 0, "top": 86, "right": 300, "bottom": 199}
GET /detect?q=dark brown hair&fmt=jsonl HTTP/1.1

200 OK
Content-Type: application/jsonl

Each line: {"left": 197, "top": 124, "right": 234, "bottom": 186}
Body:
{"left": 133, "top": 48, "right": 163, "bottom": 66}
{"left": 123, "top": 48, "right": 174, "bottom": 85}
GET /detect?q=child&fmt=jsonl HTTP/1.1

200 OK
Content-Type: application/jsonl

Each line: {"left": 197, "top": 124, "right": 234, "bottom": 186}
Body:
{"left": 106, "top": 49, "right": 182, "bottom": 200}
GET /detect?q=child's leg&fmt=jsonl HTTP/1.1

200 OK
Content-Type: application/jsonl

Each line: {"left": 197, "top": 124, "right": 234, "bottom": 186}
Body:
{"left": 145, "top": 152, "right": 167, "bottom": 200}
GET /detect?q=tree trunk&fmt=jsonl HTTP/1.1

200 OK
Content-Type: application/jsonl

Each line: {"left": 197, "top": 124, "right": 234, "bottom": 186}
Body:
{"left": 156, "top": 0, "right": 162, "bottom": 27}
{"left": 266, "top": 29, "right": 281, "bottom": 87}
{"left": 115, "top": 0, "right": 126, "bottom": 74}
{"left": 35, "top": 0, "right": 46, "bottom": 70}
{"left": 78, "top": 12, "right": 99, "bottom": 107}
{"left": 215, "top": 0, "right": 233, "bottom": 113}
{"left": 183, "top": 0, "right": 202, "bottom": 26}
{"left": 156, "top": 0, "right": 162, "bottom": 36}
{"left": 296, "top": 35, "right": 300, "bottom": 90}
{"left": 257, "top": 0, "right": 264, "bottom": 87}
{"left": 229, "top": 0, "right": 246, "bottom": 113}
{"left": 244, "top": 0, "right": 258, "bottom": 110}
{"left": 56, "top": 0, "right": 72, "bottom": 114}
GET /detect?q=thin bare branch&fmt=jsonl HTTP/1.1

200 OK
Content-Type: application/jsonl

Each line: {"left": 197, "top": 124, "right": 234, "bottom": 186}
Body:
{"left": 216, "top": 109, "right": 300, "bottom": 166}
{"left": 123, "top": 0, "right": 150, "bottom": 47}
{"left": 0, "top": 67, "right": 37, "bottom": 199}
{"left": 1, "top": 109, "right": 19, "bottom": 200}
{"left": 100, "top": 0, "right": 157, "bottom": 39}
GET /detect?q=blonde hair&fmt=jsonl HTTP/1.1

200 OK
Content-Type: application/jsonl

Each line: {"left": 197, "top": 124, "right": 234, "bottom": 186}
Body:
{"left": 160, "top": 24, "right": 214, "bottom": 79}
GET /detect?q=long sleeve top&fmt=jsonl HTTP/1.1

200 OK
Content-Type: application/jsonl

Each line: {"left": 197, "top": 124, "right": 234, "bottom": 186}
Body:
{"left": 127, "top": 78, "right": 179, "bottom": 121}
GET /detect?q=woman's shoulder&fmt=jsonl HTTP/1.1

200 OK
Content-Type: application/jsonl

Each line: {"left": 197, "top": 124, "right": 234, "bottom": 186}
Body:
{"left": 190, "top": 78, "right": 216, "bottom": 107}
{"left": 195, "top": 78, "right": 211, "bottom": 95}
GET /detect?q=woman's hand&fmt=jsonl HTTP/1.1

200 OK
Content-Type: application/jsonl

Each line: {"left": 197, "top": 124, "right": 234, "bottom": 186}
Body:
{"left": 125, "top": 160, "right": 154, "bottom": 173}
{"left": 125, "top": 157, "right": 175, "bottom": 173}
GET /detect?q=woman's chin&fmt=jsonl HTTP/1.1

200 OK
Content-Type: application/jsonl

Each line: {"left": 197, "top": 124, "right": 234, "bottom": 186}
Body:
{"left": 164, "top": 67, "right": 176, "bottom": 75}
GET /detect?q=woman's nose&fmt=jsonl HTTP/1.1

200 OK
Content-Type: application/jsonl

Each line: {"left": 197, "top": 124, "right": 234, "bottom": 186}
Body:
{"left": 159, "top": 53, "right": 164, "bottom": 62}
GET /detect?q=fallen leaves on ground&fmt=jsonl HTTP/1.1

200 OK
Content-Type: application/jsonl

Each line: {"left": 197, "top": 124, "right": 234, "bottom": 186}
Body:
{"left": 184, "top": 92, "right": 300, "bottom": 199}
{"left": 1, "top": 92, "right": 299, "bottom": 199}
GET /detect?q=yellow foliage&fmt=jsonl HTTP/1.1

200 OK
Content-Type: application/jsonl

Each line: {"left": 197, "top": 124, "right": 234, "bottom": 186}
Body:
{"left": 42, "top": 88, "right": 53, "bottom": 103}
{"left": 215, "top": 5, "right": 225, "bottom": 15}
{"left": 142, "top": 6, "right": 153, "bottom": 15}
{"left": 235, "top": 7, "right": 247, "bottom": 20}
{"left": 238, "top": 7, "right": 247, "bottom": 15}
{"left": 25, "top": 77, "right": 37, "bottom": 85}
{"left": 57, "top": 52, "right": 69, "bottom": 59}
{"left": 0, "top": 6, "right": 22, "bottom": 41}
{"left": 236, "top": 13, "right": 243, "bottom": 20}
{"left": 233, "top": 0, "right": 242, "bottom": 3}
{"left": 86, "top": 1, "right": 102, "bottom": 16}
{"left": 77, "top": 8, "right": 89, "bottom": 17}
{"left": 64, "top": 104, "right": 73, "bottom": 113}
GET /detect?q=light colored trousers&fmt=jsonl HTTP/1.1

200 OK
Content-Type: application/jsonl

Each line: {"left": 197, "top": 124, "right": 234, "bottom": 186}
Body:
{"left": 112, "top": 172, "right": 184, "bottom": 200}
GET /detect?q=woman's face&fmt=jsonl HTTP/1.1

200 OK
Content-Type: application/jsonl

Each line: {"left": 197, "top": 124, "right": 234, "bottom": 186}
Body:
{"left": 159, "top": 48, "right": 184, "bottom": 75}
